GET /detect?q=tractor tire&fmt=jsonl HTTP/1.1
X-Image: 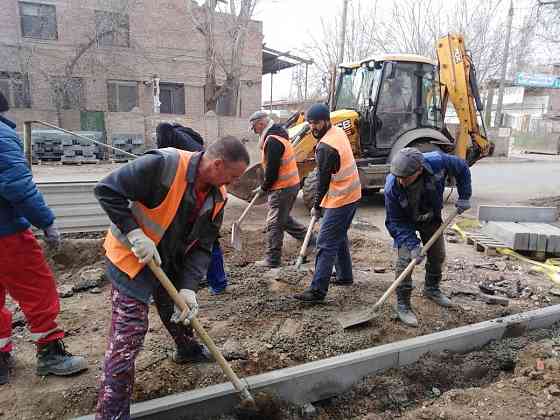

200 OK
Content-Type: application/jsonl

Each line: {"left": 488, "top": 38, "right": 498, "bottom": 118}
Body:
{"left": 302, "top": 169, "right": 319, "bottom": 210}
{"left": 411, "top": 141, "right": 442, "bottom": 154}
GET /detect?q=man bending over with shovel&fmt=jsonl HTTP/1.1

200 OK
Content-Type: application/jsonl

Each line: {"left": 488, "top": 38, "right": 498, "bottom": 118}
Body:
{"left": 385, "top": 148, "right": 472, "bottom": 327}
{"left": 249, "top": 111, "right": 312, "bottom": 268}
{"left": 94, "top": 136, "right": 249, "bottom": 419}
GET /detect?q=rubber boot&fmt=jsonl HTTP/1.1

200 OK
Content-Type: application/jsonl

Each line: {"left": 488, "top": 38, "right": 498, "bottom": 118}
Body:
{"left": 395, "top": 290, "right": 418, "bottom": 327}
{"left": 423, "top": 276, "right": 452, "bottom": 308}
{"left": 36, "top": 340, "right": 88, "bottom": 376}
{"left": 172, "top": 342, "right": 214, "bottom": 364}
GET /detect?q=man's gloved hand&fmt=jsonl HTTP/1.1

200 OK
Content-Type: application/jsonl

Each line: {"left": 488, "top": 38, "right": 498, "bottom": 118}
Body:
{"left": 410, "top": 245, "right": 425, "bottom": 264}
{"left": 43, "top": 224, "right": 61, "bottom": 249}
{"left": 310, "top": 207, "right": 323, "bottom": 219}
{"left": 416, "top": 211, "right": 433, "bottom": 224}
{"left": 455, "top": 199, "right": 471, "bottom": 214}
{"left": 171, "top": 289, "right": 199, "bottom": 326}
{"left": 252, "top": 186, "right": 266, "bottom": 198}
{"left": 126, "top": 228, "right": 162, "bottom": 265}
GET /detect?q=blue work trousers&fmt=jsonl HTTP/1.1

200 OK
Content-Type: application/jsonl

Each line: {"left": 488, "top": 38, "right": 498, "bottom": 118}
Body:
{"left": 310, "top": 202, "right": 358, "bottom": 296}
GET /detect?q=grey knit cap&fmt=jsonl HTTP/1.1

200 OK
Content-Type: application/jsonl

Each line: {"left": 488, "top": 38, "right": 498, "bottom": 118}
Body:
{"left": 390, "top": 147, "right": 425, "bottom": 177}
{"left": 248, "top": 110, "right": 269, "bottom": 123}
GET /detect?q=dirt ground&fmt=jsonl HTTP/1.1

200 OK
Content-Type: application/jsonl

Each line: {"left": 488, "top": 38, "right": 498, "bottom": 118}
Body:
{"left": 1, "top": 205, "right": 559, "bottom": 419}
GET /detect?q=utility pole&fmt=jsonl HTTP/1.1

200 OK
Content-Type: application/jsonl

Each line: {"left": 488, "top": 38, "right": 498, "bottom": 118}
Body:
{"left": 494, "top": 0, "right": 514, "bottom": 127}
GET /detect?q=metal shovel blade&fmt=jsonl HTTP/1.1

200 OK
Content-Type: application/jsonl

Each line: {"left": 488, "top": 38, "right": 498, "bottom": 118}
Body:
{"left": 337, "top": 308, "right": 378, "bottom": 329}
{"left": 231, "top": 222, "right": 242, "bottom": 251}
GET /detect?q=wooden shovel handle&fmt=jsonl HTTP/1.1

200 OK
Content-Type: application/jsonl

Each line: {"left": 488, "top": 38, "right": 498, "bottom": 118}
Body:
{"left": 237, "top": 192, "right": 261, "bottom": 225}
{"left": 295, "top": 215, "right": 317, "bottom": 269}
{"left": 147, "top": 260, "right": 252, "bottom": 401}
{"left": 372, "top": 209, "right": 459, "bottom": 310}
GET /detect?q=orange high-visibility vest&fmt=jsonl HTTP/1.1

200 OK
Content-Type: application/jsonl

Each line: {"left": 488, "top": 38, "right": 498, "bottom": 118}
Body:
{"left": 261, "top": 135, "right": 300, "bottom": 190}
{"left": 319, "top": 126, "right": 362, "bottom": 208}
{"left": 104, "top": 149, "right": 226, "bottom": 279}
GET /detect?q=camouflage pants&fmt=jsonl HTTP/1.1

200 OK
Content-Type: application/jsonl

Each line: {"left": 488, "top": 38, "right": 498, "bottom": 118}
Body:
{"left": 95, "top": 287, "right": 149, "bottom": 420}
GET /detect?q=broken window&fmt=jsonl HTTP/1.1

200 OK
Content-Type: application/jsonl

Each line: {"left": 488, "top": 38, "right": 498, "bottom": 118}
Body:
{"left": 0, "top": 72, "right": 31, "bottom": 108}
{"left": 95, "top": 10, "right": 130, "bottom": 47}
{"left": 159, "top": 83, "right": 185, "bottom": 114}
{"left": 108, "top": 80, "right": 138, "bottom": 112}
{"left": 19, "top": 2, "right": 58, "bottom": 40}
{"left": 50, "top": 78, "right": 83, "bottom": 110}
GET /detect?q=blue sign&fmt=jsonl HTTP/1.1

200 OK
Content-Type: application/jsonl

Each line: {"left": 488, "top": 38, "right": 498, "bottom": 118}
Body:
{"left": 515, "top": 72, "right": 560, "bottom": 89}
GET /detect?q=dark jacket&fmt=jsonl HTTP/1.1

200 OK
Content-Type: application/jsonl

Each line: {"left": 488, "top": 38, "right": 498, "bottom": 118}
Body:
{"left": 314, "top": 141, "right": 340, "bottom": 209}
{"left": 0, "top": 115, "right": 55, "bottom": 237}
{"left": 156, "top": 123, "right": 204, "bottom": 151}
{"left": 384, "top": 151, "right": 472, "bottom": 250}
{"left": 261, "top": 124, "right": 290, "bottom": 191}
{"left": 94, "top": 150, "right": 224, "bottom": 303}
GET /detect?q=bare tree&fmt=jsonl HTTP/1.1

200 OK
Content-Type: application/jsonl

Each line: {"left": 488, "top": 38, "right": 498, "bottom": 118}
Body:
{"left": 187, "top": 0, "right": 259, "bottom": 116}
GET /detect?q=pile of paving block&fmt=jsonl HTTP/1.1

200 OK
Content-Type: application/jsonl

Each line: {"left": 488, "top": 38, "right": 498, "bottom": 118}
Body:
{"left": 480, "top": 205, "right": 560, "bottom": 254}
{"left": 27, "top": 130, "right": 105, "bottom": 164}
{"left": 110, "top": 134, "right": 144, "bottom": 162}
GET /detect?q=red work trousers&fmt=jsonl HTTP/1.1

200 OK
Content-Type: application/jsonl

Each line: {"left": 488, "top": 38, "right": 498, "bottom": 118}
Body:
{"left": 0, "top": 229, "right": 64, "bottom": 353}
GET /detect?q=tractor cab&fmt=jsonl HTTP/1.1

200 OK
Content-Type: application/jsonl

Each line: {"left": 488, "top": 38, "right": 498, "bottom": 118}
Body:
{"left": 334, "top": 54, "right": 445, "bottom": 159}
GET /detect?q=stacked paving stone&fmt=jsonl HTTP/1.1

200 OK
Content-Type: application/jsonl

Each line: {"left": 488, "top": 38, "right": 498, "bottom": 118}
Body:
{"left": 111, "top": 134, "right": 144, "bottom": 161}
{"left": 32, "top": 130, "right": 64, "bottom": 161}
{"left": 61, "top": 131, "right": 102, "bottom": 164}
{"left": 480, "top": 205, "right": 560, "bottom": 254}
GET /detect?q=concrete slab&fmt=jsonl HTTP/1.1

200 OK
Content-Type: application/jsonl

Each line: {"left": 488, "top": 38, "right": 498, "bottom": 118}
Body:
{"left": 73, "top": 305, "right": 560, "bottom": 420}
{"left": 479, "top": 205, "right": 558, "bottom": 223}
{"left": 483, "top": 222, "right": 531, "bottom": 250}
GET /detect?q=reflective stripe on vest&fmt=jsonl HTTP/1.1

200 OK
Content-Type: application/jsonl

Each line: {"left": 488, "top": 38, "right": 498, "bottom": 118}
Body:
{"left": 320, "top": 126, "right": 362, "bottom": 208}
{"left": 103, "top": 149, "right": 226, "bottom": 279}
{"left": 262, "top": 135, "right": 300, "bottom": 190}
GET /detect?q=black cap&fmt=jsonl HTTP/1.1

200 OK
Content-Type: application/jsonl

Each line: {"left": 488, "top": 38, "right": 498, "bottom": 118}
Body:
{"left": 390, "top": 148, "right": 425, "bottom": 177}
{"left": 306, "top": 103, "right": 330, "bottom": 122}
{"left": 0, "top": 91, "right": 9, "bottom": 113}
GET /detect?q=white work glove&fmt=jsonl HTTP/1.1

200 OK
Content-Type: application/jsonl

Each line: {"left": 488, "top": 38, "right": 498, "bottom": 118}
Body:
{"left": 455, "top": 199, "right": 471, "bottom": 214}
{"left": 126, "top": 228, "right": 161, "bottom": 265}
{"left": 171, "top": 289, "right": 199, "bottom": 326}
{"left": 410, "top": 245, "right": 425, "bottom": 264}
{"left": 43, "top": 224, "right": 61, "bottom": 249}
{"left": 252, "top": 186, "right": 266, "bottom": 198}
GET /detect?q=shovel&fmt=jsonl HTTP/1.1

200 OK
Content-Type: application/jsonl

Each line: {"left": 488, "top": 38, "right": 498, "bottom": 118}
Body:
{"left": 338, "top": 209, "right": 459, "bottom": 329}
{"left": 295, "top": 215, "right": 318, "bottom": 270}
{"left": 147, "top": 260, "right": 255, "bottom": 404}
{"left": 231, "top": 192, "right": 261, "bottom": 251}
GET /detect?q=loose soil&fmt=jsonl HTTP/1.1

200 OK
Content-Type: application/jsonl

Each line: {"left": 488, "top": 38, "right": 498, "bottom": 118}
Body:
{"left": 1, "top": 213, "right": 559, "bottom": 419}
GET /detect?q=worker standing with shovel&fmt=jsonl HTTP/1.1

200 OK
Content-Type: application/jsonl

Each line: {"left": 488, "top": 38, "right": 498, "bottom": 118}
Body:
{"left": 248, "top": 111, "right": 313, "bottom": 268}
{"left": 385, "top": 148, "right": 472, "bottom": 327}
{"left": 294, "top": 103, "right": 362, "bottom": 303}
{"left": 94, "top": 136, "right": 249, "bottom": 419}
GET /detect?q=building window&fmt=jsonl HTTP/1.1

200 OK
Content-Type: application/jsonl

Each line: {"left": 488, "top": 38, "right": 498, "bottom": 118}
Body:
{"left": 95, "top": 11, "right": 130, "bottom": 47}
{"left": 50, "top": 77, "right": 83, "bottom": 110}
{"left": 19, "top": 2, "right": 58, "bottom": 40}
{"left": 0, "top": 72, "right": 31, "bottom": 108}
{"left": 108, "top": 80, "right": 138, "bottom": 112}
{"left": 159, "top": 83, "right": 185, "bottom": 114}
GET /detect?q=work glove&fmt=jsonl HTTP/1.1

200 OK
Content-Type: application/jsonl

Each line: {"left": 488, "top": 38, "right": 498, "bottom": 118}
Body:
{"left": 410, "top": 245, "right": 425, "bottom": 264}
{"left": 310, "top": 207, "right": 323, "bottom": 219}
{"left": 252, "top": 186, "right": 266, "bottom": 198}
{"left": 126, "top": 228, "right": 162, "bottom": 265}
{"left": 43, "top": 224, "right": 61, "bottom": 249}
{"left": 416, "top": 211, "right": 434, "bottom": 224}
{"left": 455, "top": 199, "right": 471, "bottom": 214}
{"left": 171, "top": 289, "right": 199, "bottom": 326}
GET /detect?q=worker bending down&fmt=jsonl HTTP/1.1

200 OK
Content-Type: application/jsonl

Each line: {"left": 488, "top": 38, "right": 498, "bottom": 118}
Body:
{"left": 384, "top": 147, "right": 471, "bottom": 327}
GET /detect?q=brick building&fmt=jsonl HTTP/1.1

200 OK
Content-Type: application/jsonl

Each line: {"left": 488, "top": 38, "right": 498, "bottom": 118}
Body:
{"left": 0, "top": 0, "right": 263, "bottom": 152}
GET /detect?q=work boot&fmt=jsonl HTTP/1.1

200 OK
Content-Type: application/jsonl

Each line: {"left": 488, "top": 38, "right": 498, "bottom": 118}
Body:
{"left": 424, "top": 276, "right": 452, "bottom": 308}
{"left": 330, "top": 278, "right": 354, "bottom": 286}
{"left": 293, "top": 288, "right": 325, "bottom": 303}
{"left": 172, "top": 343, "right": 214, "bottom": 364}
{"left": 36, "top": 340, "right": 88, "bottom": 376}
{"left": 254, "top": 259, "right": 280, "bottom": 269}
{"left": 424, "top": 288, "right": 452, "bottom": 307}
{"left": 395, "top": 291, "right": 418, "bottom": 327}
{"left": 0, "top": 352, "right": 14, "bottom": 385}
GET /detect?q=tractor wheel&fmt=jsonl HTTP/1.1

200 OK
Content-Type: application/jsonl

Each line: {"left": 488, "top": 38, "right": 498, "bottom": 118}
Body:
{"left": 302, "top": 168, "right": 319, "bottom": 210}
{"left": 411, "top": 141, "right": 442, "bottom": 154}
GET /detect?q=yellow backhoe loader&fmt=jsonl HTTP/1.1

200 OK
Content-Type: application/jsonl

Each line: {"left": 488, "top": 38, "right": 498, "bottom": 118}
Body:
{"left": 229, "top": 33, "right": 494, "bottom": 208}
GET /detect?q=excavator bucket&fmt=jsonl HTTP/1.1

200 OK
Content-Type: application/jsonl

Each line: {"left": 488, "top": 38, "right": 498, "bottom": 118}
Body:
{"left": 227, "top": 162, "right": 268, "bottom": 205}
